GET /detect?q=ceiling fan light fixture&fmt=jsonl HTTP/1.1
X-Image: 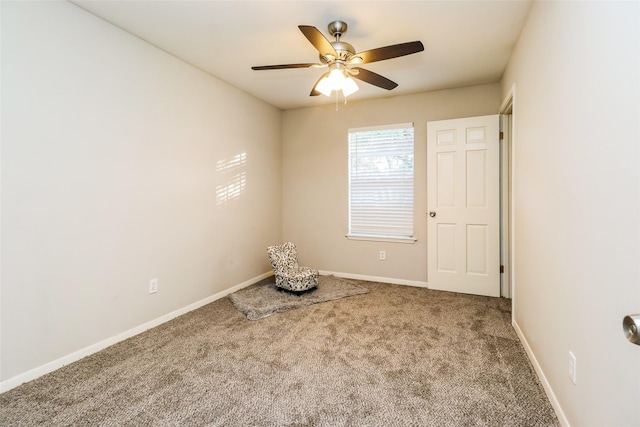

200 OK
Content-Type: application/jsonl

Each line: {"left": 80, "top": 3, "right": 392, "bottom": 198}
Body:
{"left": 342, "top": 76, "right": 359, "bottom": 97}
{"left": 316, "top": 76, "right": 333, "bottom": 96}
{"left": 328, "top": 68, "right": 346, "bottom": 89}
{"left": 316, "top": 68, "right": 359, "bottom": 97}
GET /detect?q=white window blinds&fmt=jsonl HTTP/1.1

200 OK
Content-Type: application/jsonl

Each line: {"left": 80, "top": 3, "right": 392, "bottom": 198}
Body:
{"left": 348, "top": 123, "right": 414, "bottom": 239}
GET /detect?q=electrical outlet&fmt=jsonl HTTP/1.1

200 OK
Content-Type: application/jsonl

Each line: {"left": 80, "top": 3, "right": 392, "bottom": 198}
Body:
{"left": 568, "top": 351, "right": 577, "bottom": 384}
{"left": 379, "top": 250, "right": 386, "bottom": 261}
{"left": 149, "top": 279, "right": 158, "bottom": 294}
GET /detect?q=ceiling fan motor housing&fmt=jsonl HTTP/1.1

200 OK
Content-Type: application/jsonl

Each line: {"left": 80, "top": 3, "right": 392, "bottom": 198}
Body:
{"left": 320, "top": 41, "right": 356, "bottom": 63}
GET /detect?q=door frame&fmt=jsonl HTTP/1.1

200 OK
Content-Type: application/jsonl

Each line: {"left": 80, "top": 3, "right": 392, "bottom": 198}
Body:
{"left": 499, "top": 85, "right": 516, "bottom": 306}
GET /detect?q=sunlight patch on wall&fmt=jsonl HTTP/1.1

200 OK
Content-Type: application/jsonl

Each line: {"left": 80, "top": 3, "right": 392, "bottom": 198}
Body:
{"left": 216, "top": 152, "right": 247, "bottom": 206}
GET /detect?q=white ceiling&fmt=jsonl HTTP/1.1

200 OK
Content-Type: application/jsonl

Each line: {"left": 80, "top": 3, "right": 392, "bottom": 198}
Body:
{"left": 72, "top": 1, "right": 533, "bottom": 110}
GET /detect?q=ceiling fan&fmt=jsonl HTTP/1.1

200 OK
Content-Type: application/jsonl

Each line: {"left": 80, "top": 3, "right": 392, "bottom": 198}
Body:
{"left": 251, "top": 21, "right": 424, "bottom": 98}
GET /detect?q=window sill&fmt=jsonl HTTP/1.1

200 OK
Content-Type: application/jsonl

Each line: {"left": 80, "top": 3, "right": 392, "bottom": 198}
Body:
{"left": 345, "top": 234, "right": 417, "bottom": 244}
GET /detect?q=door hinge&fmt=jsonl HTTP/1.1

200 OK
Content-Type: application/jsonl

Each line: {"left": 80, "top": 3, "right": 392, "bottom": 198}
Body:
{"left": 499, "top": 131, "right": 504, "bottom": 140}
{"left": 500, "top": 265, "right": 505, "bottom": 274}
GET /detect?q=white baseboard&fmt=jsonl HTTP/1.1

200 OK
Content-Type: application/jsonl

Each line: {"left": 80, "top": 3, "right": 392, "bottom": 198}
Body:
{"left": 512, "top": 319, "right": 570, "bottom": 427}
{"left": 320, "top": 270, "right": 428, "bottom": 288}
{"left": 0, "top": 271, "right": 273, "bottom": 394}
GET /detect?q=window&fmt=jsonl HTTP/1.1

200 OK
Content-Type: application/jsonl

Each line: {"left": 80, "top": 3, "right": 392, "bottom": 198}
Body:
{"left": 348, "top": 123, "right": 415, "bottom": 242}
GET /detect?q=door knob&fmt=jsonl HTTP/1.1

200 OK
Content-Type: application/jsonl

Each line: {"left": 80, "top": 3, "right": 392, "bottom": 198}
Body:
{"left": 623, "top": 314, "right": 640, "bottom": 345}
{"left": 429, "top": 211, "right": 436, "bottom": 218}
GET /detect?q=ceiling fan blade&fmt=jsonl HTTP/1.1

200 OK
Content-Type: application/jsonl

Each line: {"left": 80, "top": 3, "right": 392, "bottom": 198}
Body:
{"left": 350, "top": 67, "right": 398, "bottom": 90}
{"left": 252, "top": 63, "right": 318, "bottom": 70}
{"left": 310, "top": 72, "right": 330, "bottom": 96}
{"left": 353, "top": 41, "right": 424, "bottom": 64}
{"left": 298, "top": 25, "right": 338, "bottom": 58}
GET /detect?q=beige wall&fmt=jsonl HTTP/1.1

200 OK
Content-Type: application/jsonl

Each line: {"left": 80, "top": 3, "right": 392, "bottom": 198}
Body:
{"left": 1, "top": 2, "right": 281, "bottom": 382}
{"left": 501, "top": 1, "right": 639, "bottom": 425}
{"left": 282, "top": 85, "right": 501, "bottom": 284}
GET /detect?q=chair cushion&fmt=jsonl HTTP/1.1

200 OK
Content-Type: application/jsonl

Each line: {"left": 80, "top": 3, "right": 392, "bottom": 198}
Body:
{"left": 275, "top": 267, "right": 319, "bottom": 292}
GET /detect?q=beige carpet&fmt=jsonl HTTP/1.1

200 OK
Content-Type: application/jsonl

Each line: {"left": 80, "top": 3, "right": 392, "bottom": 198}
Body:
{"left": 0, "top": 277, "right": 559, "bottom": 426}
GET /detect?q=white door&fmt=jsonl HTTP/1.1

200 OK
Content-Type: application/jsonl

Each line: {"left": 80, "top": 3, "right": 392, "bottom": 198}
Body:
{"left": 427, "top": 115, "right": 500, "bottom": 297}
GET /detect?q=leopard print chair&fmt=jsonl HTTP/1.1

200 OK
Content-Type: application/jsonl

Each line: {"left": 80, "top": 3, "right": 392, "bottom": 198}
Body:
{"left": 267, "top": 242, "right": 319, "bottom": 292}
